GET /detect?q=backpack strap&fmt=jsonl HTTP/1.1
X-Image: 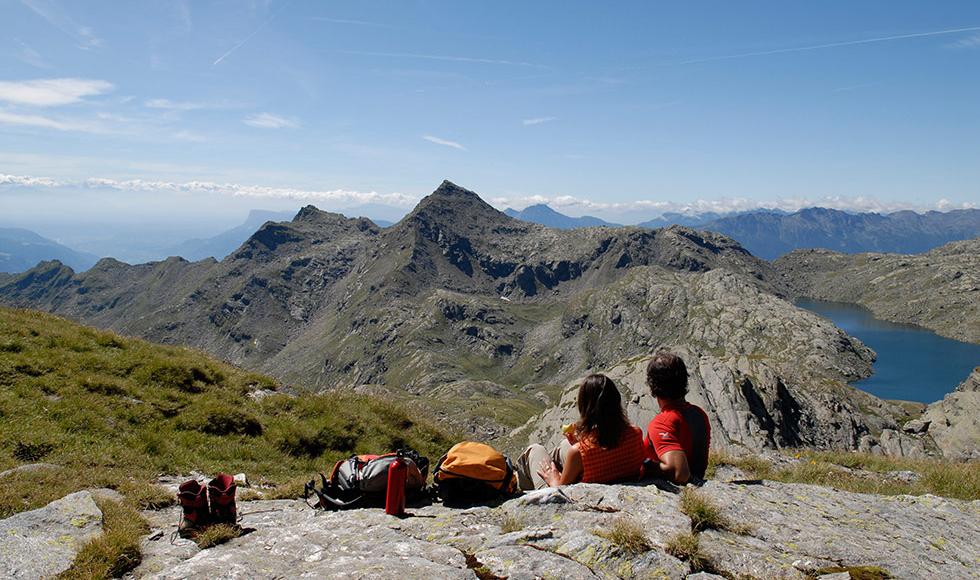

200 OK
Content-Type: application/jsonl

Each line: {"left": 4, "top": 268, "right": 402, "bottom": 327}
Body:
{"left": 304, "top": 473, "right": 364, "bottom": 510}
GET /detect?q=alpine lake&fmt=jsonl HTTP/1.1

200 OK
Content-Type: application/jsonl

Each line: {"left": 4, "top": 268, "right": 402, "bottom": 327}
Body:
{"left": 797, "top": 299, "right": 980, "bottom": 404}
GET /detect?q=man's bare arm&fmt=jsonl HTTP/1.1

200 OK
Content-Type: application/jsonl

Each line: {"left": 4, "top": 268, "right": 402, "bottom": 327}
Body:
{"left": 655, "top": 450, "right": 690, "bottom": 484}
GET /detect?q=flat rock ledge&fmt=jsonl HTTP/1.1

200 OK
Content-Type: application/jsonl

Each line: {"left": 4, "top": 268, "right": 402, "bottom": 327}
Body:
{"left": 129, "top": 480, "right": 980, "bottom": 580}
{"left": 0, "top": 490, "right": 104, "bottom": 578}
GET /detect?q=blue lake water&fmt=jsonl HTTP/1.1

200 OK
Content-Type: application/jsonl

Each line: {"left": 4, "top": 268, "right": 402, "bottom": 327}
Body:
{"left": 796, "top": 299, "right": 980, "bottom": 404}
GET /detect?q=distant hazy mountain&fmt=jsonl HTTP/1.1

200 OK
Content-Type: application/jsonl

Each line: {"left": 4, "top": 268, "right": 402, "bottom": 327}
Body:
{"left": 167, "top": 210, "right": 297, "bottom": 261}
{"left": 0, "top": 228, "right": 99, "bottom": 273}
{"left": 638, "top": 212, "right": 724, "bottom": 229}
{"left": 701, "top": 207, "right": 980, "bottom": 260}
{"left": 504, "top": 204, "right": 620, "bottom": 229}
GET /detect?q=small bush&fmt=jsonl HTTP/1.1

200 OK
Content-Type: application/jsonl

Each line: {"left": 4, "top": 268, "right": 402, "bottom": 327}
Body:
{"left": 195, "top": 523, "right": 242, "bottom": 549}
{"left": 58, "top": 499, "right": 148, "bottom": 579}
{"left": 0, "top": 339, "right": 24, "bottom": 353}
{"left": 13, "top": 440, "right": 54, "bottom": 461}
{"left": 176, "top": 401, "right": 263, "bottom": 436}
{"left": 143, "top": 362, "right": 222, "bottom": 393}
{"left": 116, "top": 480, "right": 175, "bottom": 510}
{"left": 664, "top": 531, "right": 710, "bottom": 572}
{"left": 680, "top": 488, "right": 725, "bottom": 532}
{"left": 273, "top": 423, "right": 356, "bottom": 458}
{"left": 594, "top": 517, "right": 651, "bottom": 555}
{"left": 81, "top": 377, "right": 128, "bottom": 396}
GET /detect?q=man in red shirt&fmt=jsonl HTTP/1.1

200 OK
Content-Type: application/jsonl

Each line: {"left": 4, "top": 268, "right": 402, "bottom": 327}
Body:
{"left": 644, "top": 352, "right": 711, "bottom": 484}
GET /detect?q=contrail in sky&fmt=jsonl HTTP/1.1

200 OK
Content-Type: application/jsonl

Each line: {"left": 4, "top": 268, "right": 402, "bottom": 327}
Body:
{"left": 670, "top": 25, "right": 980, "bottom": 66}
{"left": 213, "top": 1, "right": 291, "bottom": 66}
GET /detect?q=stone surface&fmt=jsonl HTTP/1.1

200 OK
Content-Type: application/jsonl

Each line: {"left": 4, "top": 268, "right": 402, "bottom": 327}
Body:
{"left": 0, "top": 462, "right": 61, "bottom": 479}
{"left": 920, "top": 367, "right": 980, "bottom": 459}
{"left": 0, "top": 490, "right": 104, "bottom": 579}
{"left": 128, "top": 479, "right": 979, "bottom": 579}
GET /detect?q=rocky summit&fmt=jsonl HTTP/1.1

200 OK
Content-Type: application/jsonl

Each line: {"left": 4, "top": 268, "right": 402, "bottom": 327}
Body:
{"left": 21, "top": 479, "right": 966, "bottom": 579}
{"left": 0, "top": 181, "right": 944, "bottom": 454}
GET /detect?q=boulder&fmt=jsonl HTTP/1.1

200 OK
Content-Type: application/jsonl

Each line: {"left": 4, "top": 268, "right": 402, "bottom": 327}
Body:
{"left": 920, "top": 367, "right": 980, "bottom": 459}
{"left": 0, "top": 491, "right": 104, "bottom": 579}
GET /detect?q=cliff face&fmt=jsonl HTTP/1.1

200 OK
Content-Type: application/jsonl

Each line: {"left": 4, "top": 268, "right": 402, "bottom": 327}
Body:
{"left": 918, "top": 367, "right": 980, "bottom": 459}
{"left": 0, "top": 181, "right": 911, "bottom": 451}
{"left": 773, "top": 239, "right": 980, "bottom": 344}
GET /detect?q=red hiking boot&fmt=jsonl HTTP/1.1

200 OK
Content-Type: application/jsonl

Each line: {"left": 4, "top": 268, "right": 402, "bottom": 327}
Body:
{"left": 207, "top": 473, "right": 238, "bottom": 526}
{"left": 176, "top": 479, "right": 210, "bottom": 539}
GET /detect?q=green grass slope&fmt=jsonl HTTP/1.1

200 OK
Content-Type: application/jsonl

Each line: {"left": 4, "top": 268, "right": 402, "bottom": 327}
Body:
{"left": 0, "top": 307, "right": 454, "bottom": 517}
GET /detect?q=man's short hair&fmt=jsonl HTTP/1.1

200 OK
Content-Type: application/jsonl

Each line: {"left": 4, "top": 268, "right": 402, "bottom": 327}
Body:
{"left": 646, "top": 352, "right": 688, "bottom": 399}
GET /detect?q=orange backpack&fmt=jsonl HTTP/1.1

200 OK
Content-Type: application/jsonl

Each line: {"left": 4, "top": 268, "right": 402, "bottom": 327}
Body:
{"left": 432, "top": 441, "right": 518, "bottom": 504}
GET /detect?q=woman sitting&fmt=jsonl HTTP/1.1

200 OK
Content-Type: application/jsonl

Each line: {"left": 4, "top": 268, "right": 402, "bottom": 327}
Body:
{"left": 517, "top": 373, "right": 647, "bottom": 489}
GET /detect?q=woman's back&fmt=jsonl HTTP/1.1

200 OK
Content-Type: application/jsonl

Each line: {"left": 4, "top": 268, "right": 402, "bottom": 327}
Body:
{"left": 578, "top": 425, "right": 646, "bottom": 484}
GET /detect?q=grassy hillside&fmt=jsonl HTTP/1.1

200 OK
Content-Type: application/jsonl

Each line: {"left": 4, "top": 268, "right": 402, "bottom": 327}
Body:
{"left": 0, "top": 307, "right": 455, "bottom": 517}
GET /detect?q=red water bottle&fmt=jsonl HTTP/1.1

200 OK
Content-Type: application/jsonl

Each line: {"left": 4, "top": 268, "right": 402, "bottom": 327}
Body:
{"left": 385, "top": 458, "right": 407, "bottom": 516}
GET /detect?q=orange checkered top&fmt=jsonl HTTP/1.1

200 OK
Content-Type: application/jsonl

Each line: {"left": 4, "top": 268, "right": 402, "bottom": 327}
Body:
{"left": 578, "top": 425, "right": 647, "bottom": 484}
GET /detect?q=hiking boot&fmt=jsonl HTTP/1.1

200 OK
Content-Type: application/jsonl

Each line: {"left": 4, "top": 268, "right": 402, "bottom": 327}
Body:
{"left": 176, "top": 479, "right": 209, "bottom": 539}
{"left": 207, "top": 473, "right": 238, "bottom": 526}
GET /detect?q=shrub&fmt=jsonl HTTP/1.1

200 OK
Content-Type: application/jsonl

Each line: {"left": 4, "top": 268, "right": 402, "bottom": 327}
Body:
{"left": 142, "top": 361, "right": 222, "bottom": 393}
{"left": 58, "top": 499, "right": 148, "bottom": 579}
{"left": 273, "top": 423, "right": 357, "bottom": 458}
{"left": 81, "top": 377, "right": 128, "bottom": 396}
{"left": 13, "top": 440, "right": 54, "bottom": 461}
{"left": 195, "top": 523, "right": 243, "bottom": 549}
{"left": 176, "top": 401, "right": 263, "bottom": 436}
{"left": 664, "top": 531, "right": 710, "bottom": 572}
{"left": 594, "top": 517, "right": 651, "bottom": 555}
{"left": 116, "top": 480, "right": 175, "bottom": 510}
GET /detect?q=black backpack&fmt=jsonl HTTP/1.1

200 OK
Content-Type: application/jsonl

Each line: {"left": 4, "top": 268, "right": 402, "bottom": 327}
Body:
{"left": 304, "top": 448, "right": 429, "bottom": 510}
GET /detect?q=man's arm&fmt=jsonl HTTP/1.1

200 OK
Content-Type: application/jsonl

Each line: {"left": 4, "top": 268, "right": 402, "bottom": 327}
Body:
{"left": 656, "top": 450, "right": 690, "bottom": 484}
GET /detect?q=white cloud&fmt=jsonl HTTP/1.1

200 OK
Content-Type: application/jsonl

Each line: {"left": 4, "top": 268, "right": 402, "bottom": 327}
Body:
{"left": 145, "top": 98, "right": 206, "bottom": 111}
{"left": 0, "top": 173, "right": 420, "bottom": 207}
{"left": 522, "top": 116, "right": 557, "bottom": 126}
{"left": 422, "top": 135, "right": 466, "bottom": 150}
{"left": 19, "top": 0, "right": 103, "bottom": 50}
{"left": 16, "top": 43, "right": 49, "bottom": 68}
{"left": 947, "top": 32, "right": 980, "bottom": 49}
{"left": 0, "top": 110, "right": 102, "bottom": 132}
{"left": 243, "top": 112, "right": 299, "bottom": 129}
{"left": 172, "top": 130, "right": 209, "bottom": 142}
{"left": 0, "top": 78, "right": 113, "bottom": 107}
{"left": 489, "top": 192, "right": 977, "bottom": 217}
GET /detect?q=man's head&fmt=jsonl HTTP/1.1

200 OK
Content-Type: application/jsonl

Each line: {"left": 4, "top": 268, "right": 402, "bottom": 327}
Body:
{"left": 646, "top": 352, "right": 688, "bottom": 400}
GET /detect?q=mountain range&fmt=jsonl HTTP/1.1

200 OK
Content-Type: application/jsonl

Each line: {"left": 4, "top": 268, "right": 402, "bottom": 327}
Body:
{"left": 703, "top": 207, "right": 980, "bottom": 259}
{"left": 0, "top": 228, "right": 99, "bottom": 274}
{"left": 0, "top": 180, "right": 926, "bottom": 452}
{"left": 504, "top": 204, "right": 620, "bottom": 229}
{"left": 505, "top": 204, "right": 980, "bottom": 258}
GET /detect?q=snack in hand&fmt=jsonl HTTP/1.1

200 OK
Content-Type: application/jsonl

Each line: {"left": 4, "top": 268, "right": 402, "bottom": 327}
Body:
{"left": 562, "top": 422, "right": 575, "bottom": 435}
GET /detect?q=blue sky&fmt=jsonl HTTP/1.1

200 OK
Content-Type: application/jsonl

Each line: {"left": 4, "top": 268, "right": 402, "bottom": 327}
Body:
{"left": 1, "top": 0, "right": 979, "bottom": 227}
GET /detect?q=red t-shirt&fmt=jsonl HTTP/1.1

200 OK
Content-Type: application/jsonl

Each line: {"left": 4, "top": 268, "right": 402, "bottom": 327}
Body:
{"left": 644, "top": 400, "right": 711, "bottom": 479}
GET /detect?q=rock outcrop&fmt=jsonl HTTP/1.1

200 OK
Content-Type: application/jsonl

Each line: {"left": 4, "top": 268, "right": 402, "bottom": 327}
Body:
{"left": 125, "top": 481, "right": 979, "bottom": 579}
{"left": 520, "top": 346, "right": 901, "bottom": 455}
{"left": 774, "top": 238, "right": 980, "bottom": 344}
{"left": 919, "top": 367, "right": 980, "bottom": 459}
{"left": 0, "top": 490, "right": 104, "bottom": 578}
